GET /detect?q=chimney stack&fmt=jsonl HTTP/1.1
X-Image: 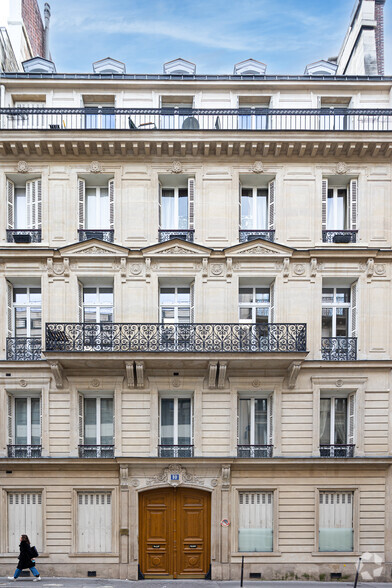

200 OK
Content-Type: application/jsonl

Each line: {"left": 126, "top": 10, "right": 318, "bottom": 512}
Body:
{"left": 44, "top": 3, "right": 51, "bottom": 61}
{"left": 375, "top": 0, "right": 386, "bottom": 75}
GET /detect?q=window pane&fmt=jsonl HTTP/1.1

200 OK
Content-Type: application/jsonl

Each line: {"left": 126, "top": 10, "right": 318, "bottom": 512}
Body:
{"left": 322, "top": 308, "right": 333, "bottom": 337}
{"left": 239, "top": 308, "right": 252, "bottom": 321}
{"left": 320, "top": 399, "right": 331, "bottom": 445}
{"left": 100, "top": 398, "right": 113, "bottom": 445}
{"left": 334, "top": 398, "right": 347, "bottom": 444}
{"left": 99, "top": 188, "right": 109, "bottom": 229}
{"left": 30, "top": 308, "right": 41, "bottom": 336}
{"left": 177, "top": 288, "right": 190, "bottom": 304}
{"left": 239, "top": 288, "right": 253, "bottom": 304}
{"left": 239, "top": 399, "right": 251, "bottom": 444}
{"left": 177, "top": 307, "right": 190, "bottom": 323}
{"left": 14, "top": 188, "right": 27, "bottom": 229}
{"left": 255, "top": 308, "right": 269, "bottom": 324}
{"left": 322, "top": 288, "right": 334, "bottom": 304}
{"left": 83, "top": 288, "right": 97, "bottom": 305}
{"left": 336, "top": 189, "right": 347, "bottom": 230}
{"left": 178, "top": 398, "right": 191, "bottom": 445}
{"left": 84, "top": 307, "right": 97, "bottom": 323}
{"left": 86, "top": 188, "right": 97, "bottom": 228}
{"left": 160, "top": 288, "right": 175, "bottom": 305}
{"left": 84, "top": 398, "right": 97, "bottom": 444}
{"left": 13, "top": 288, "right": 28, "bottom": 304}
{"left": 161, "top": 398, "right": 174, "bottom": 445}
{"left": 29, "top": 289, "right": 41, "bottom": 303}
{"left": 14, "top": 307, "right": 27, "bottom": 336}
{"left": 178, "top": 189, "right": 188, "bottom": 229}
{"left": 256, "top": 190, "right": 268, "bottom": 229}
{"left": 31, "top": 398, "right": 41, "bottom": 445}
{"left": 161, "top": 189, "right": 174, "bottom": 229}
{"left": 255, "top": 288, "right": 270, "bottom": 304}
{"left": 327, "top": 190, "right": 334, "bottom": 229}
{"left": 99, "top": 288, "right": 113, "bottom": 305}
{"left": 254, "top": 399, "right": 267, "bottom": 445}
{"left": 238, "top": 492, "right": 273, "bottom": 552}
{"left": 241, "top": 189, "right": 253, "bottom": 229}
{"left": 336, "top": 288, "right": 350, "bottom": 304}
{"left": 15, "top": 398, "right": 27, "bottom": 444}
{"left": 161, "top": 308, "right": 175, "bottom": 322}
{"left": 336, "top": 308, "right": 349, "bottom": 336}
{"left": 99, "top": 308, "right": 113, "bottom": 322}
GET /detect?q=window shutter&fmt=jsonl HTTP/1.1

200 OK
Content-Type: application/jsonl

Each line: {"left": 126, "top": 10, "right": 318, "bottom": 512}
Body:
{"left": 239, "top": 183, "right": 242, "bottom": 230}
{"left": 268, "top": 394, "right": 273, "bottom": 446}
{"left": 7, "top": 393, "right": 13, "bottom": 445}
{"left": 26, "top": 179, "right": 42, "bottom": 230}
{"left": 322, "top": 179, "right": 328, "bottom": 232}
{"left": 36, "top": 178, "right": 42, "bottom": 230}
{"left": 269, "top": 282, "right": 275, "bottom": 323}
{"left": 26, "top": 179, "right": 33, "bottom": 229}
{"left": 112, "top": 395, "right": 115, "bottom": 450}
{"left": 190, "top": 282, "right": 195, "bottom": 323}
{"left": 347, "top": 393, "right": 355, "bottom": 446}
{"left": 78, "top": 281, "right": 83, "bottom": 322}
{"left": 158, "top": 182, "right": 162, "bottom": 230}
{"left": 268, "top": 179, "right": 275, "bottom": 231}
{"left": 349, "top": 179, "right": 358, "bottom": 231}
{"left": 108, "top": 179, "right": 114, "bottom": 230}
{"left": 7, "top": 179, "right": 14, "bottom": 229}
{"left": 78, "top": 393, "right": 84, "bottom": 447}
{"left": 7, "top": 280, "right": 13, "bottom": 337}
{"left": 188, "top": 178, "right": 195, "bottom": 230}
{"left": 236, "top": 397, "right": 240, "bottom": 447}
{"left": 78, "top": 178, "right": 86, "bottom": 230}
{"left": 350, "top": 282, "right": 358, "bottom": 338}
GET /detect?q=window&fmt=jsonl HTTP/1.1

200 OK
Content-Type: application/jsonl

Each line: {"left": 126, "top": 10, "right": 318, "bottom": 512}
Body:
{"left": 160, "top": 286, "right": 192, "bottom": 323}
{"left": 81, "top": 286, "right": 113, "bottom": 323}
{"left": 77, "top": 492, "right": 112, "bottom": 552}
{"left": 159, "top": 395, "right": 193, "bottom": 457}
{"left": 238, "top": 491, "right": 273, "bottom": 552}
{"left": 319, "top": 97, "right": 352, "bottom": 131}
{"left": 240, "top": 182, "right": 275, "bottom": 231}
{"left": 160, "top": 96, "right": 194, "bottom": 129}
{"left": 78, "top": 394, "right": 114, "bottom": 457}
{"left": 159, "top": 178, "right": 195, "bottom": 237}
{"left": 322, "top": 179, "right": 358, "bottom": 242}
{"left": 10, "top": 286, "right": 42, "bottom": 338}
{"left": 238, "top": 395, "right": 273, "bottom": 457}
{"left": 78, "top": 178, "right": 114, "bottom": 238}
{"left": 238, "top": 97, "right": 271, "bottom": 130}
{"left": 321, "top": 284, "right": 358, "bottom": 360}
{"left": 7, "top": 394, "right": 41, "bottom": 457}
{"left": 84, "top": 100, "right": 115, "bottom": 129}
{"left": 320, "top": 394, "right": 355, "bottom": 456}
{"left": 7, "top": 178, "right": 42, "bottom": 242}
{"left": 239, "top": 285, "right": 274, "bottom": 324}
{"left": 319, "top": 491, "right": 353, "bottom": 552}
{"left": 8, "top": 492, "right": 42, "bottom": 552}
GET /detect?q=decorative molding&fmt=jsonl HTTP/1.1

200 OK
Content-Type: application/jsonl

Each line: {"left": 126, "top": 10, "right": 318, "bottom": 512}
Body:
{"left": 283, "top": 258, "right": 290, "bottom": 278}
{"left": 293, "top": 263, "right": 305, "bottom": 276}
{"left": 310, "top": 258, "right": 318, "bottom": 279}
{"left": 367, "top": 258, "right": 375, "bottom": 281}
{"left": 251, "top": 160, "right": 264, "bottom": 174}
{"left": 125, "top": 361, "right": 135, "bottom": 389}
{"left": 335, "top": 162, "right": 349, "bottom": 175}
{"left": 287, "top": 361, "right": 302, "bottom": 390}
{"left": 120, "top": 466, "right": 129, "bottom": 489}
{"left": 211, "top": 479, "right": 218, "bottom": 487}
{"left": 131, "top": 478, "right": 140, "bottom": 487}
{"left": 135, "top": 360, "right": 144, "bottom": 388}
{"left": 217, "top": 361, "right": 227, "bottom": 389}
{"left": 146, "top": 465, "right": 205, "bottom": 488}
{"left": 202, "top": 258, "right": 208, "bottom": 280}
{"left": 226, "top": 257, "right": 233, "bottom": 278}
{"left": 47, "top": 257, "right": 70, "bottom": 278}
{"left": 237, "top": 246, "right": 275, "bottom": 255}
{"left": 145, "top": 258, "right": 151, "bottom": 281}
{"left": 17, "top": 160, "right": 29, "bottom": 173}
{"left": 90, "top": 378, "right": 100, "bottom": 388}
{"left": 171, "top": 161, "right": 183, "bottom": 174}
{"left": 19, "top": 379, "right": 28, "bottom": 388}
{"left": 89, "top": 160, "right": 102, "bottom": 173}
{"left": 159, "top": 245, "right": 194, "bottom": 255}
{"left": 171, "top": 376, "right": 181, "bottom": 388}
{"left": 336, "top": 379, "right": 344, "bottom": 388}
{"left": 211, "top": 263, "right": 223, "bottom": 276}
{"left": 49, "top": 360, "right": 65, "bottom": 389}
{"left": 129, "top": 263, "right": 142, "bottom": 276}
{"left": 221, "top": 464, "right": 231, "bottom": 490}
{"left": 374, "top": 263, "right": 386, "bottom": 276}
{"left": 252, "top": 379, "right": 261, "bottom": 388}
{"left": 208, "top": 361, "right": 218, "bottom": 389}
{"left": 120, "top": 257, "right": 127, "bottom": 282}
{"left": 77, "top": 246, "right": 113, "bottom": 255}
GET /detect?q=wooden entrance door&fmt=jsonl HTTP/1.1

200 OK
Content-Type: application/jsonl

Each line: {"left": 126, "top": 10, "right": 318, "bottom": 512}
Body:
{"left": 139, "top": 487, "right": 211, "bottom": 578}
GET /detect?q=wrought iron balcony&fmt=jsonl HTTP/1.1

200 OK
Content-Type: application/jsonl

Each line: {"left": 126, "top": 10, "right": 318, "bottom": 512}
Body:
{"left": 159, "top": 229, "right": 194, "bottom": 243}
{"left": 7, "top": 445, "right": 42, "bottom": 458}
{"left": 237, "top": 444, "right": 273, "bottom": 458}
{"left": 45, "top": 322, "right": 307, "bottom": 353}
{"left": 78, "top": 444, "right": 114, "bottom": 458}
{"left": 6, "top": 229, "right": 41, "bottom": 243}
{"left": 1, "top": 107, "right": 391, "bottom": 132}
{"left": 320, "top": 444, "right": 355, "bottom": 458}
{"left": 321, "top": 337, "right": 357, "bottom": 361}
{"left": 6, "top": 337, "right": 42, "bottom": 361}
{"left": 78, "top": 229, "right": 114, "bottom": 243}
{"left": 239, "top": 230, "right": 275, "bottom": 243}
{"left": 322, "top": 230, "right": 358, "bottom": 244}
{"left": 158, "top": 444, "right": 194, "bottom": 458}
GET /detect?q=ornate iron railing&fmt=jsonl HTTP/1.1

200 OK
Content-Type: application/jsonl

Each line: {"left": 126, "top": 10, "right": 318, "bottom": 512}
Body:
{"left": 158, "top": 444, "right": 194, "bottom": 458}
{"left": 239, "top": 230, "right": 275, "bottom": 243}
{"left": 6, "top": 337, "right": 42, "bottom": 361}
{"left": 158, "top": 229, "right": 195, "bottom": 243}
{"left": 7, "top": 445, "right": 42, "bottom": 458}
{"left": 237, "top": 444, "right": 273, "bottom": 458}
{"left": 45, "top": 322, "right": 307, "bottom": 353}
{"left": 78, "top": 229, "right": 114, "bottom": 243}
{"left": 320, "top": 444, "right": 355, "bottom": 458}
{"left": 1, "top": 107, "right": 391, "bottom": 131}
{"left": 321, "top": 337, "right": 357, "bottom": 361}
{"left": 78, "top": 445, "right": 114, "bottom": 458}
{"left": 6, "top": 229, "right": 42, "bottom": 243}
{"left": 322, "top": 230, "right": 358, "bottom": 244}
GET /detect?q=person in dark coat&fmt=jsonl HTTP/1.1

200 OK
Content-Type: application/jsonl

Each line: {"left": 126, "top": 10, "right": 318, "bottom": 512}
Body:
{"left": 8, "top": 534, "right": 41, "bottom": 581}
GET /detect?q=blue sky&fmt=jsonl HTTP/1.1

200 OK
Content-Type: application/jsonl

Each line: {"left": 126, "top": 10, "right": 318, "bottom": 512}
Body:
{"left": 38, "top": 0, "right": 392, "bottom": 74}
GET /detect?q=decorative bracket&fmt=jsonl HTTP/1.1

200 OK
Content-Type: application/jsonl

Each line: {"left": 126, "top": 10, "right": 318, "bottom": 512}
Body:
{"left": 221, "top": 464, "right": 231, "bottom": 490}
{"left": 135, "top": 360, "right": 144, "bottom": 388}
{"left": 120, "top": 465, "right": 129, "bottom": 489}
{"left": 125, "top": 361, "right": 135, "bottom": 389}
{"left": 217, "top": 361, "right": 227, "bottom": 389}
{"left": 287, "top": 361, "right": 302, "bottom": 390}
{"left": 366, "top": 258, "right": 374, "bottom": 282}
{"left": 49, "top": 360, "right": 65, "bottom": 389}
{"left": 208, "top": 361, "right": 218, "bottom": 389}
{"left": 125, "top": 360, "right": 145, "bottom": 388}
{"left": 283, "top": 257, "right": 290, "bottom": 281}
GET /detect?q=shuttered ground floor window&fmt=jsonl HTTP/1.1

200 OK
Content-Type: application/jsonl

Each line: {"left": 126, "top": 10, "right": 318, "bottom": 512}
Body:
{"left": 8, "top": 492, "right": 42, "bottom": 553}
{"left": 238, "top": 491, "right": 273, "bottom": 552}
{"left": 77, "top": 492, "right": 112, "bottom": 553}
{"left": 319, "top": 491, "right": 353, "bottom": 552}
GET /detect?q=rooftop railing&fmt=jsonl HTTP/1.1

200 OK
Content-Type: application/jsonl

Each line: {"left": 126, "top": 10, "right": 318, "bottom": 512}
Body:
{"left": 1, "top": 107, "right": 391, "bottom": 132}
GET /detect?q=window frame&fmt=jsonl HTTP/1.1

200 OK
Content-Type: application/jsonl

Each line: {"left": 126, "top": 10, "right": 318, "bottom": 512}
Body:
{"left": 12, "top": 285, "right": 42, "bottom": 338}
{"left": 237, "top": 393, "right": 273, "bottom": 447}
{"left": 72, "top": 487, "right": 117, "bottom": 556}
{"left": 82, "top": 285, "right": 114, "bottom": 324}
{"left": 2, "top": 487, "right": 46, "bottom": 555}
{"left": 238, "top": 285, "right": 271, "bottom": 324}
{"left": 159, "top": 392, "right": 193, "bottom": 447}
{"left": 240, "top": 186, "right": 268, "bottom": 230}
{"left": 160, "top": 186, "right": 189, "bottom": 230}
{"left": 82, "top": 394, "right": 114, "bottom": 446}
{"left": 322, "top": 286, "right": 351, "bottom": 338}
{"left": 159, "top": 285, "right": 191, "bottom": 323}
{"left": 85, "top": 185, "right": 110, "bottom": 229}
{"left": 327, "top": 186, "right": 348, "bottom": 230}
{"left": 315, "top": 488, "right": 359, "bottom": 555}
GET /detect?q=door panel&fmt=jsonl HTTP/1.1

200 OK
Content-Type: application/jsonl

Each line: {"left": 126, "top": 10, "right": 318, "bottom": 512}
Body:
{"left": 177, "top": 488, "right": 210, "bottom": 577}
{"left": 139, "top": 488, "right": 173, "bottom": 577}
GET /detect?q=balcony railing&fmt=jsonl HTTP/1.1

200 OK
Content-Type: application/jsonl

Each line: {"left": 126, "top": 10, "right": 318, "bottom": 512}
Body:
{"left": 239, "top": 230, "right": 275, "bottom": 243}
{"left": 1, "top": 107, "right": 391, "bottom": 132}
{"left": 320, "top": 444, "right": 355, "bottom": 458}
{"left": 7, "top": 229, "right": 41, "bottom": 243}
{"left": 159, "top": 229, "right": 194, "bottom": 243}
{"left": 158, "top": 444, "right": 194, "bottom": 458}
{"left": 7, "top": 445, "right": 42, "bottom": 458}
{"left": 321, "top": 337, "right": 357, "bottom": 361}
{"left": 78, "top": 229, "right": 114, "bottom": 243}
{"left": 237, "top": 444, "right": 273, "bottom": 458}
{"left": 45, "top": 322, "right": 307, "bottom": 353}
{"left": 6, "top": 337, "right": 42, "bottom": 361}
{"left": 78, "top": 444, "right": 114, "bottom": 458}
{"left": 322, "top": 230, "right": 358, "bottom": 244}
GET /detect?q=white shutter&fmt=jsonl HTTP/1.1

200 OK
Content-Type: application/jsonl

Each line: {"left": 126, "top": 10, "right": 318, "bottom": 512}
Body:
{"left": 7, "top": 179, "right": 14, "bottom": 229}
{"left": 347, "top": 393, "right": 355, "bottom": 446}
{"left": 190, "top": 282, "right": 195, "bottom": 323}
{"left": 268, "top": 179, "right": 275, "bottom": 231}
{"left": 349, "top": 179, "right": 358, "bottom": 231}
{"left": 188, "top": 177, "right": 195, "bottom": 230}
{"left": 26, "top": 179, "right": 32, "bottom": 229}
{"left": 36, "top": 178, "right": 42, "bottom": 230}
{"left": 238, "top": 491, "right": 273, "bottom": 552}
{"left": 77, "top": 492, "right": 112, "bottom": 553}
{"left": 269, "top": 282, "right": 275, "bottom": 323}
{"left": 322, "top": 179, "right": 328, "bottom": 231}
{"left": 236, "top": 397, "right": 240, "bottom": 446}
{"left": 108, "top": 179, "right": 114, "bottom": 230}
{"left": 350, "top": 282, "right": 358, "bottom": 338}
{"left": 7, "top": 280, "right": 13, "bottom": 337}
{"left": 158, "top": 182, "right": 162, "bottom": 230}
{"left": 268, "top": 394, "right": 273, "bottom": 446}
{"left": 26, "top": 179, "right": 41, "bottom": 230}
{"left": 8, "top": 492, "right": 42, "bottom": 553}
{"left": 78, "top": 393, "right": 84, "bottom": 446}
{"left": 78, "top": 281, "right": 84, "bottom": 322}
{"left": 239, "top": 183, "right": 242, "bottom": 230}
{"left": 78, "top": 178, "right": 86, "bottom": 230}
{"left": 7, "top": 393, "right": 13, "bottom": 446}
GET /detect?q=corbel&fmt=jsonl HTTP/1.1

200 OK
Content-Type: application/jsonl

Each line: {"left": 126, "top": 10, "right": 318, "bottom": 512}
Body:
{"left": 283, "top": 257, "right": 290, "bottom": 281}
{"left": 202, "top": 258, "right": 208, "bottom": 282}
{"left": 287, "top": 361, "right": 302, "bottom": 390}
{"left": 49, "top": 360, "right": 65, "bottom": 389}
{"left": 125, "top": 361, "right": 135, "bottom": 389}
{"left": 208, "top": 361, "right": 218, "bottom": 389}
{"left": 226, "top": 258, "right": 233, "bottom": 280}
{"left": 221, "top": 464, "right": 231, "bottom": 490}
{"left": 120, "top": 257, "right": 127, "bottom": 283}
{"left": 310, "top": 258, "right": 317, "bottom": 281}
{"left": 135, "top": 360, "right": 144, "bottom": 388}
{"left": 145, "top": 258, "right": 151, "bottom": 282}
{"left": 366, "top": 258, "right": 374, "bottom": 282}
{"left": 217, "top": 361, "right": 227, "bottom": 389}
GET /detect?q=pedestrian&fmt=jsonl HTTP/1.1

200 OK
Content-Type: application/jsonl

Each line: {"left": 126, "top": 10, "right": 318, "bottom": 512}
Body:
{"left": 8, "top": 534, "right": 41, "bottom": 581}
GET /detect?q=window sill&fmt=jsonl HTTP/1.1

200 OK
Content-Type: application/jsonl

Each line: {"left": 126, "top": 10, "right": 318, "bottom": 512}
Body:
{"left": 0, "top": 553, "right": 50, "bottom": 559}
{"left": 312, "top": 551, "right": 360, "bottom": 557}
{"left": 231, "top": 551, "right": 282, "bottom": 558}
{"left": 68, "top": 552, "right": 119, "bottom": 558}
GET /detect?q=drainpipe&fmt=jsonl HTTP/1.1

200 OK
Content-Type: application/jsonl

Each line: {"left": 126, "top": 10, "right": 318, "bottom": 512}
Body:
{"left": 44, "top": 3, "right": 51, "bottom": 60}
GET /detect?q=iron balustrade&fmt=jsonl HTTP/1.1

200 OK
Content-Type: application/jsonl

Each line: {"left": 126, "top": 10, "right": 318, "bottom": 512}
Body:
{"left": 237, "top": 444, "right": 273, "bottom": 458}
{"left": 78, "top": 445, "right": 114, "bottom": 458}
{"left": 7, "top": 445, "right": 42, "bottom": 458}
{"left": 45, "top": 322, "right": 307, "bottom": 353}
{"left": 6, "top": 337, "right": 42, "bottom": 361}
{"left": 239, "top": 230, "right": 275, "bottom": 243}
{"left": 322, "top": 230, "right": 358, "bottom": 244}
{"left": 7, "top": 229, "right": 42, "bottom": 243}
{"left": 321, "top": 337, "right": 357, "bottom": 361}
{"left": 1, "top": 107, "right": 391, "bottom": 131}
{"left": 158, "top": 445, "right": 194, "bottom": 458}
{"left": 158, "top": 229, "right": 195, "bottom": 243}
{"left": 78, "top": 229, "right": 114, "bottom": 243}
{"left": 320, "top": 444, "right": 355, "bottom": 458}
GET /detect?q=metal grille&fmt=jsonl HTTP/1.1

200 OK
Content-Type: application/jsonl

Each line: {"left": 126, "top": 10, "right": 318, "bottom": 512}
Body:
{"left": 7, "top": 445, "right": 42, "bottom": 458}
{"left": 6, "top": 230, "right": 42, "bottom": 243}
{"left": 78, "top": 445, "right": 114, "bottom": 458}
{"left": 239, "top": 230, "right": 275, "bottom": 243}
{"left": 320, "top": 444, "right": 355, "bottom": 458}
{"left": 158, "top": 229, "right": 194, "bottom": 243}
{"left": 322, "top": 230, "right": 357, "bottom": 244}
{"left": 321, "top": 337, "right": 357, "bottom": 361}
{"left": 158, "top": 445, "right": 194, "bottom": 458}
{"left": 6, "top": 337, "right": 42, "bottom": 361}
{"left": 78, "top": 229, "right": 114, "bottom": 243}
{"left": 237, "top": 444, "right": 273, "bottom": 458}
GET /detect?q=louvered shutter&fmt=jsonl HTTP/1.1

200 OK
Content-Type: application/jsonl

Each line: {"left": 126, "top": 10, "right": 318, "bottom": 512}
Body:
{"left": 269, "top": 282, "right": 275, "bottom": 323}
{"left": 158, "top": 182, "right": 162, "bottom": 230}
{"left": 78, "top": 281, "right": 84, "bottom": 322}
{"left": 108, "top": 179, "right": 114, "bottom": 230}
{"left": 7, "top": 280, "right": 13, "bottom": 337}
{"left": 188, "top": 178, "right": 195, "bottom": 230}
{"left": 347, "top": 393, "right": 355, "bottom": 446}
{"left": 112, "top": 395, "right": 115, "bottom": 450}
{"left": 322, "top": 179, "right": 328, "bottom": 231}
{"left": 78, "top": 393, "right": 84, "bottom": 447}
{"left": 350, "top": 282, "right": 358, "bottom": 338}
{"left": 26, "top": 179, "right": 32, "bottom": 229}
{"left": 268, "top": 394, "right": 273, "bottom": 446}
{"left": 268, "top": 180, "right": 275, "bottom": 231}
{"left": 190, "top": 282, "right": 195, "bottom": 323}
{"left": 236, "top": 397, "right": 240, "bottom": 447}
{"left": 78, "top": 178, "right": 86, "bottom": 230}
{"left": 26, "top": 179, "right": 42, "bottom": 230}
{"left": 349, "top": 179, "right": 358, "bottom": 231}
{"left": 36, "top": 178, "right": 42, "bottom": 230}
{"left": 7, "top": 393, "right": 13, "bottom": 445}
{"left": 7, "top": 179, "right": 14, "bottom": 229}
{"left": 239, "top": 183, "right": 242, "bottom": 230}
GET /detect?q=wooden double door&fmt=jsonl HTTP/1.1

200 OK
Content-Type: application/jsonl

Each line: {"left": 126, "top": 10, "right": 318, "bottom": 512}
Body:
{"left": 139, "top": 487, "right": 211, "bottom": 578}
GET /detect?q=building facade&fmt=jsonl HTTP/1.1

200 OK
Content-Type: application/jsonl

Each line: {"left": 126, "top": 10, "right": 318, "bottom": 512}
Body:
{"left": 0, "top": 0, "right": 392, "bottom": 581}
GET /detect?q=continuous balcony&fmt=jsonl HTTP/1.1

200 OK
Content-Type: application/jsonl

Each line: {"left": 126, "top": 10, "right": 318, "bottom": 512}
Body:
{"left": 321, "top": 337, "right": 357, "bottom": 361}
{"left": 6, "top": 337, "right": 42, "bottom": 361}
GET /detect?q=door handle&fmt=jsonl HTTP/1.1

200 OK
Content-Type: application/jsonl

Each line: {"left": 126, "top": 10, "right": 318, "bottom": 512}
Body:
{"left": 152, "top": 545, "right": 161, "bottom": 549}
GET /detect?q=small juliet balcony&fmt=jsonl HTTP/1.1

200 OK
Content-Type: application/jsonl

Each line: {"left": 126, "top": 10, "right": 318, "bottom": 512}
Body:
{"left": 78, "top": 444, "right": 114, "bottom": 458}
{"left": 6, "top": 229, "right": 41, "bottom": 243}
{"left": 78, "top": 229, "right": 114, "bottom": 243}
{"left": 7, "top": 445, "right": 42, "bottom": 458}
{"left": 237, "top": 444, "right": 273, "bottom": 458}
{"left": 158, "top": 444, "right": 194, "bottom": 458}
{"left": 321, "top": 337, "right": 357, "bottom": 361}
{"left": 322, "top": 230, "right": 357, "bottom": 244}
{"left": 239, "top": 230, "right": 275, "bottom": 243}
{"left": 320, "top": 444, "right": 355, "bottom": 458}
{"left": 6, "top": 337, "right": 42, "bottom": 361}
{"left": 158, "top": 229, "right": 194, "bottom": 243}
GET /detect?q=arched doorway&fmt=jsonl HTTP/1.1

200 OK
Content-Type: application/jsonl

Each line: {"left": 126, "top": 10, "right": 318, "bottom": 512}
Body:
{"left": 139, "top": 486, "right": 211, "bottom": 579}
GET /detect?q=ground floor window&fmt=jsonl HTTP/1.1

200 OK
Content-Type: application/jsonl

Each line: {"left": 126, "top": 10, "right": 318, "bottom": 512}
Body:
{"left": 238, "top": 491, "right": 273, "bottom": 552}
{"left": 77, "top": 492, "right": 112, "bottom": 553}
{"left": 8, "top": 492, "right": 42, "bottom": 553}
{"left": 319, "top": 491, "right": 353, "bottom": 552}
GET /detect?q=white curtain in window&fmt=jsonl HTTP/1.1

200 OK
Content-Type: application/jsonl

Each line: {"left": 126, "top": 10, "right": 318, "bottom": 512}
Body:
{"left": 161, "top": 194, "right": 174, "bottom": 229}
